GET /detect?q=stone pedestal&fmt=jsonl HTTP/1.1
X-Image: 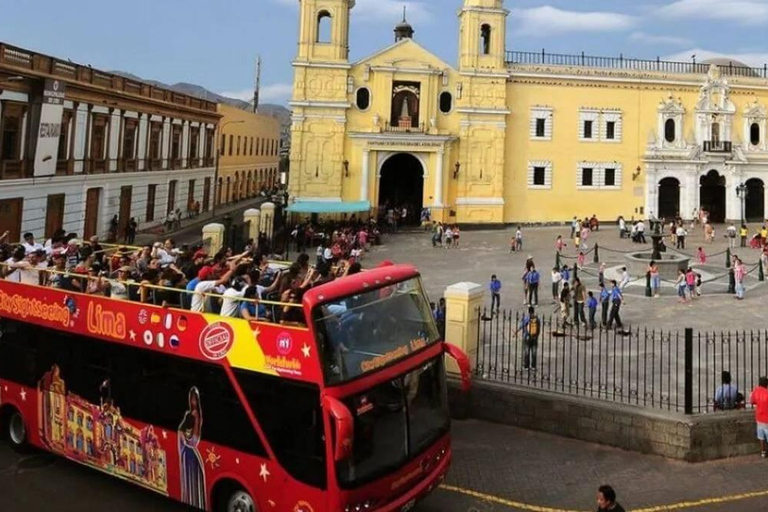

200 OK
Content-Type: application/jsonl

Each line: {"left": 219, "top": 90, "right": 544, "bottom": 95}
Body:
{"left": 202, "top": 223, "right": 225, "bottom": 255}
{"left": 443, "top": 282, "right": 484, "bottom": 376}
{"left": 243, "top": 209, "right": 261, "bottom": 244}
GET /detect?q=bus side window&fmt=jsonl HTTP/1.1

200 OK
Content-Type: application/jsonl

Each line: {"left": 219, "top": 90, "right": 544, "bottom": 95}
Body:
{"left": 0, "top": 321, "right": 38, "bottom": 388}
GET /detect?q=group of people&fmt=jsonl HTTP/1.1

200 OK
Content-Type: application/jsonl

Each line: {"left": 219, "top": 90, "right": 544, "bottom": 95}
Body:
{"left": 290, "top": 218, "right": 379, "bottom": 261}
{"left": 0, "top": 229, "right": 363, "bottom": 325}
{"left": 430, "top": 221, "right": 461, "bottom": 248}
{"left": 571, "top": 216, "right": 598, "bottom": 250}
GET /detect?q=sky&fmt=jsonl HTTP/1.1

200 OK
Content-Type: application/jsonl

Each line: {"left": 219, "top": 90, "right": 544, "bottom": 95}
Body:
{"left": 3, "top": 0, "right": 768, "bottom": 106}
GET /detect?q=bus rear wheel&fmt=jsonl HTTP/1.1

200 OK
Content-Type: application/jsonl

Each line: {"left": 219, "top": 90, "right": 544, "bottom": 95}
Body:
{"left": 216, "top": 483, "right": 256, "bottom": 512}
{"left": 1, "top": 407, "right": 27, "bottom": 451}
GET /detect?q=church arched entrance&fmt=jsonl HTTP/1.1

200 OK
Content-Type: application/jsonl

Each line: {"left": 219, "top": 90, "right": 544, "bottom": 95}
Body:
{"left": 746, "top": 178, "right": 765, "bottom": 222}
{"left": 658, "top": 177, "right": 680, "bottom": 220}
{"left": 700, "top": 170, "right": 726, "bottom": 223}
{"left": 378, "top": 153, "right": 424, "bottom": 225}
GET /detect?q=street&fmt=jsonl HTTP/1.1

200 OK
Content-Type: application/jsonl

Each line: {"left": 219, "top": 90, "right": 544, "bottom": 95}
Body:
{"left": 4, "top": 419, "right": 768, "bottom": 512}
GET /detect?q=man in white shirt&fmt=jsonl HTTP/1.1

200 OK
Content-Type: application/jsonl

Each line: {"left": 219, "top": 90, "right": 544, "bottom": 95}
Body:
{"left": 191, "top": 266, "right": 236, "bottom": 313}
{"left": 21, "top": 232, "right": 44, "bottom": 255}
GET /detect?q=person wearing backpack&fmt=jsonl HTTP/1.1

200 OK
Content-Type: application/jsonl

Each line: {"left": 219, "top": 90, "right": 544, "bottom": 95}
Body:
{"left": 715, "top": 371, "right": 743, "bottom": 410}
{"left": 520, "top": 306, "right": 540, "bottom": 371}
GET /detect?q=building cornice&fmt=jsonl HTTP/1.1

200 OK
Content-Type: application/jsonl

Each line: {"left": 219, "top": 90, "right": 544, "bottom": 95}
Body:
{"left": 292, "top": 60, "right": 352, "bottom": 70}
{"left": 459, "top": 70, "right": 510, "bottom": 79}
{"left": 369, "top": 66, "right": 444, "bottom": 76}
{"left": 456, "top": 108, "right": 510, "bottom": 115}
{"left": 289, "top": 101, "right": 351, "bottom": 109}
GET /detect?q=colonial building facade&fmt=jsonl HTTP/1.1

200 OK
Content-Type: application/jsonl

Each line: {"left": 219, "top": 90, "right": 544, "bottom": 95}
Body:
{"left": 0, "top": 42, "right": 220, "bottom": 241}
{"left": 216, "top": 104, "right": 281, "bottom": 207}
{"left": 288, "top": 0, "right": 768, "bottom": 224}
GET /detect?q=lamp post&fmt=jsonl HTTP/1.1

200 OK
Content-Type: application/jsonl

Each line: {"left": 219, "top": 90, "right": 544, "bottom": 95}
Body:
{"left": 736, "top": 182, "right": 747, "bottom": 226}
{"left": 212, "top": 120, "right": 245, "bottom": 218}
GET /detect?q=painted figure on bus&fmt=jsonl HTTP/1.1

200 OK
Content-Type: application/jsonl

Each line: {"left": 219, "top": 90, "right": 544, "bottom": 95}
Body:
{"left": 38, "top": 364, "right": 66, "bottom": 448}
{"left": 178, "top": 386, "right": 206, "bottom": 509}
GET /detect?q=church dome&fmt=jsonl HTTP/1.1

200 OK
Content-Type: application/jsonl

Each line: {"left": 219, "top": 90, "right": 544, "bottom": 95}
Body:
{"left": 394, "top": 7, "right": 414, "bottom": 41}
{"left": 701, "top": 57, "right": 760, "bottom": 77}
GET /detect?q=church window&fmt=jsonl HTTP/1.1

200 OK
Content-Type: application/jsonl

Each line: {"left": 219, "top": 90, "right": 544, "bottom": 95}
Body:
{"left": 439, "top": 91, "right": 453, "bottom": 114}
{"left": 664, "top": 119, "right": 676, "bottom": 143}
{"left": 583, "top": 120, "right": 593, "bottom": 139}
{"left": 535, "top": 118, "right": 545, "bottom": 138}
{"left": 604, "top": 168, "right": 616, "bottom": 187}
{"left": 355, "top": 88, "right": 371, "bottom": 111}
{"left": 581, "top": 167, "right": 594, "bottom": 187}
{"left": 528, "top": 160, "right": 552, "bottom": 189}
{"left": 317, "top": 10, "right": 332, "bottom": 43}
{"left": 480, "top": 24, "right": 491, "bottom": 55}
{"left": 606, "top": 121, "right": 616, "bottom": 140}
{"left": 711, "top": 122, "right": 720, "bottom": 144}
{"left": 751, "top": 122, "right": 761, "bottom": 146}
{"left": 533, "top": 167, "right": 545, "bottom": 186}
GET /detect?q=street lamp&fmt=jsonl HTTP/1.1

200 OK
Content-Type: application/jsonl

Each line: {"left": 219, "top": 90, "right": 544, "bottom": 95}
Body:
{"left": 212, "top": 120, "right": 245, "bottom": 218}
{"left": 736, "top": 182, "right": 747, "bottom": 226}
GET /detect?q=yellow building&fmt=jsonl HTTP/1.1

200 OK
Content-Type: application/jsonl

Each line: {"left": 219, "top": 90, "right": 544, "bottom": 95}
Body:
{"left": 289, "top": 0, "right": 768, "bottom": 224}
{"left": 216, "top": 104, "right": 281, "bottom": 207}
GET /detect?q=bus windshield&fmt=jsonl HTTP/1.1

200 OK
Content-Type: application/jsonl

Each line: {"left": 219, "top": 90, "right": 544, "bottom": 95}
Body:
{"left": 337, "top": 357, "right": 449, "bottom": 489}
{"left": 313, "top": 277, "right": 440, "bottom": 384}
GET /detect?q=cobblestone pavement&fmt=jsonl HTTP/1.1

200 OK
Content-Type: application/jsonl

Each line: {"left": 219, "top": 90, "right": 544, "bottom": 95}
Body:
{"left": 4, "top": 418, "right": 768, "bottom": 511}
{"left": 363, "top": 223, "right": 768, "bottom": 333}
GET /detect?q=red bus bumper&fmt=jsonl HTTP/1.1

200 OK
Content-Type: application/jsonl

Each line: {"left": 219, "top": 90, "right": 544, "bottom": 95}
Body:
{"left": 377, "top": 449, "right": 451, "bottom": 512}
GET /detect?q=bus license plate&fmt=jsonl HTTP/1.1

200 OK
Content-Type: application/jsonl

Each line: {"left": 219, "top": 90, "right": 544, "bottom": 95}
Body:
{"left": 401, "top": 499, "right": 416, "bottom": 512}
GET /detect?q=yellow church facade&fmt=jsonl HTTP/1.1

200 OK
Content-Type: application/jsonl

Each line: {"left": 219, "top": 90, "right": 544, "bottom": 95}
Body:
{"left": 289, "top": 0, "right": 768, "bottom": 225}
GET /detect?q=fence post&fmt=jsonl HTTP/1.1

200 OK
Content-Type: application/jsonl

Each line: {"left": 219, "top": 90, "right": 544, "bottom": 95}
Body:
{"left": 593, "top": 243, "right": 599, "bottom": 263}
{"left": 684, "top": 328, "right": 693, "bottom": 415}
{"left": 728, "top": 267, "right": 736, "bottom": 294}
{"left": 243, "top": 208, "right": 261, "bottom": 245}
{"left": 443, "top": 282, "right": 484, "bottom": 376}
{"left": 726, "top": 247, "right": 731, "bottom": 268}
{"left": 760, "top": 259, "right": 765, "bottom": 282}
{"left": 202, "top": 223, "right": 225, "bottom": 255}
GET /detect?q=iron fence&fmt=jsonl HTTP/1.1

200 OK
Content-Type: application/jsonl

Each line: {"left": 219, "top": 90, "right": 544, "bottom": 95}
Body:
{"left": 475, "top": 308, "right": 768, "bottom": 414}
{"left": 506, "top": 50, "right": 768, "bottom": 79}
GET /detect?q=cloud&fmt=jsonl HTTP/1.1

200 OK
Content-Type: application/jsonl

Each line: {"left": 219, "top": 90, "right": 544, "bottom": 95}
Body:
{"left": 221, "top": 83, "right": 293, "bottom": 105}
{"left": 629, "top": 32, "right": 692, "bottom": 46}
{"left": 664, "top": 48, "right": 768, "bottom": 68}
{"left": 657, "top": 0, "right": 768, "bottom": 24}
{"left": 512, "top": 6, "right": 636, "bottom": 35}
{"left": 271, "top": 0, "right": 430, "bottom": 23}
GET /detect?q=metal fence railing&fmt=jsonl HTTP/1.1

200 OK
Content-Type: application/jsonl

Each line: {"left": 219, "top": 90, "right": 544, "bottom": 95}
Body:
{"left": 476, "top": 309, "right": 768, "bottom": 414}
{"left": 506, "top": 50, "right": 768, "bottom": 79}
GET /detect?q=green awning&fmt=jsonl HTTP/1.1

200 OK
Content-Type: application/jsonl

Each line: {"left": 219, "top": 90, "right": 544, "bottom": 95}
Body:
{"left": 287, "top": 200, "right": 371, "bottom": 214}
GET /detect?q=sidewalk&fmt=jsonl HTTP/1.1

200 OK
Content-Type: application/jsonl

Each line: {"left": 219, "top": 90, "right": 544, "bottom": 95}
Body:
{"left": 132, "top": 197, "right": 268, "bottom": 248}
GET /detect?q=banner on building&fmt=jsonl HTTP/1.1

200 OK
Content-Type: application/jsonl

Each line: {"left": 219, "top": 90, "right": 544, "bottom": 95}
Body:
{"left": 34, "top": 79, "right": 67, "bottom": 177}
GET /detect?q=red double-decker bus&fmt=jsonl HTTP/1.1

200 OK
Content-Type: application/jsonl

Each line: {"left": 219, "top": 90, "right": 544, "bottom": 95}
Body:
{"left": 0, "top": 263, "right": 469, "bottom": 512}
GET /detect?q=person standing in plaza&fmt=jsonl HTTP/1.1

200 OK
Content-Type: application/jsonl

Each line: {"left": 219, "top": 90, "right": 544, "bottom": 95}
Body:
{"left": 750, "top": 376, "right": 768, "bottom": 458}
{"left": 734, "top": 256, "right": 746, "bottom": 300}
{"left": 571, "top": 216, "right": 578, "bottom": 239}
{"left": 444, "top": 225, "right": 454, "bottom": 248}
{"left": 489, "top": 275, "right": 502, "bottom": 313}
{"left": 555, "top": 235, "right": 566, "bottom": 254}
{"left": 453, "top": 225, "right": 460, "bottom": 248}
{"left": 577, "top": 251, "right": 586, "bottom": 270}
{"left": 551, "top": 266, "right": 563, "bottom": 304}
{"left": 580, "top": 224, "right": 590, "bottom": 250}
{"left": 685, "top": 267, "right": 697, "bottom": 300}
{"left": 648, "top": 260, "right": 661, "bottom": 298}
{"left": 515, "top": 226, "right": 523, "bottom": 252}
{"left": 573, "top": 277, "right": 587, "bottom": 327}
{"left": 521, "top": 267, "right": 530, "bottom": 305}
{"left": 704, "top": 222, "right": 715, "bottom": 243}
{"left": 599, "top": 282, "right": 610, "bottom": 328}
{"left": 619, "top": 267, "right": 630, "bottom": 292}
{"left": 559, "top": 282, "right": 571, "bottom": 326}
{"left": 675, "top": 268, "right": 687, "bottom": 303}
{"left": 561, "top": 264, "right": 571, "bottom": 284}
{"left": 598, "top": 261, "right": 606, "bottom": 287}
{"left": 697, "top": 247, "right": 707, "bottom": 265}
{"left": 741, "top": 223, "right": 749, "bottom": 248}
{"left": 636, "top": 219, "right": 646, "bottom": 244}
{"left": 520, "top": 306, "right": 540, "bottom": 371}
{"left": 607, "top": 280, "right": 624, "bottom": 331}
{"left": 596, "top": 485, "right": 626, "bottom": 512}
{"left": 727, "top": 222, "right": 737, "bottom": 249}
{"left": 714, "top": 371, "right": 743, "bottom": 410}
{"left": 587, "top": 291, "right": 598, "bottom": 330}
{"left": 526, "top": 265, "right": 540, "bottom": 306}
{"left": 676, "top": 224, "right": 687, "bottom": 249}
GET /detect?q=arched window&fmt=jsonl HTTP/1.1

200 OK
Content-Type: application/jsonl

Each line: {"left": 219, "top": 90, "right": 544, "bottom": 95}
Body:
{"left": 664, "top": 119, "right": 676, "bottom": 143}
{"left": 317, "top": 10, "right": 332, "bottom": 43}
{"left": 711, "top": 122, "right": 720, "bottom": 144}
{"left": 439, "top": 91, "right": 453, "bottom": 114}
{"left": 480, "top": 24, "right": 492, "bottom": 55}
{"left": 751, "top": 122, "right": 761, "bottom": 146}
{"left": 355, "top": 88, "right": 370, "bottom": 111}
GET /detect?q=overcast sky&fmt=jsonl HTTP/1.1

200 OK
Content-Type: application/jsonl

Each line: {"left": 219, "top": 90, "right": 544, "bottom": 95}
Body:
{"left": 3, "top": 0, "right": 768, "bottom": 105}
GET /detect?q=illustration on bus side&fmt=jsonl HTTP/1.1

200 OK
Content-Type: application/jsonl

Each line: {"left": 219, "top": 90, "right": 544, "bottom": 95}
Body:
{"left": 178, "top": 386, "right": 207, "bottom": 509}
{"left": 37, "top": 365, "right": 168, "bottom": 493}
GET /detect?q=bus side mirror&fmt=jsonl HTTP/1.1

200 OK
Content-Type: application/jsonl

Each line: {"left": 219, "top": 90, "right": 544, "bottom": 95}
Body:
{"left": 444, "top": 343, "right": 471, "bottom": 391}
{"left": 322, "top": 395, "right": 353, "bottom": 462}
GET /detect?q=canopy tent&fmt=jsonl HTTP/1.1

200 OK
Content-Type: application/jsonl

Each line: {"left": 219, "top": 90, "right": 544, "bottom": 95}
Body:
{"left": 286, "top": 200, "right": 371, "bottom": 214}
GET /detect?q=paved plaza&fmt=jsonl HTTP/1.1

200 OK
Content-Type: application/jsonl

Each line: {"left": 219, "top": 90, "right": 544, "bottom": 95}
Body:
{"left": 364, "top": 223, "right": 768, "bottom": 333}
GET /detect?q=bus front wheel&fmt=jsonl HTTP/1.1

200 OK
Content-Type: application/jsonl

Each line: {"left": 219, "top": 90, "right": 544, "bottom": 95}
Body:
{"left": 214, "top": 481, "right": 256, "bottom": 512}
{"left": 1, "top": 407, "right": 27, "bottom": 451}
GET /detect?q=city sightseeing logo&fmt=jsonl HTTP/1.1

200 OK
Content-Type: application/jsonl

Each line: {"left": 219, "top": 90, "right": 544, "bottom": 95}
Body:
{"left": 199, "top": 322, "right": 235, "bottom": 360}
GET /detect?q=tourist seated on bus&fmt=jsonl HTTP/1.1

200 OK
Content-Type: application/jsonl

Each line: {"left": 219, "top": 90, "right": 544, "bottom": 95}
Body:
{"left": 714, "top": 371, "right": 745, "bottom": 411}
{"left": 109, "top": 266, "right": 133, "bottom": 301}
{"left": 280, "top": 287, "right": 305, "bottom": 325}
{"left": 240, "top": 285, "right": 268, "bottom": 321}
{"left": 85, "top": 264, "right": 111, "bottom": 296}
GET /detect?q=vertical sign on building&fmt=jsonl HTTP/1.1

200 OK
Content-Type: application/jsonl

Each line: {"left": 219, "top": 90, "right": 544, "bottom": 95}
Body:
{"left": 34, "top": 79, "right": 66, "bottom": 177}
